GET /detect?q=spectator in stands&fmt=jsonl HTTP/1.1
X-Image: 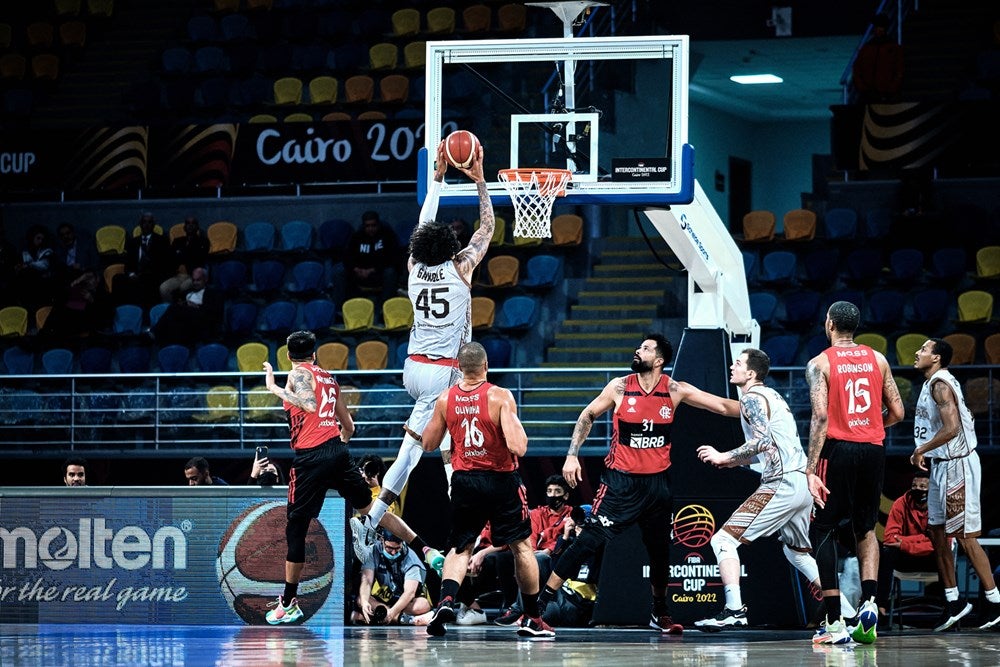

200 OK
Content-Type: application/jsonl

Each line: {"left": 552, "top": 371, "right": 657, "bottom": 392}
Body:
{"left": 54, "top": 223, "right": 98, "bottom": 282}
{"left": 450, "top": 217, "right": 471, "bottom": 248}
{"left": 249, "top": 448, "right": 284, "bottom": 486}
{"left": 184, "top": 456, "right": 228, "bottom": 486}
{"left": 114, "top": 212, "right": 171, "bottom": 309}
{"left": 14, "top": 225, "right": 55, "bottom": 310}
{"left": 151, "top": 267, "right": 224, "bottom": 345}
{"left": 852, "top": 13, "right": 904, "bottom": 102}
{"left": 345, "top": 210, "right": 401, "bottom": 305}
{"left": 0, "top": 225, "right": 18, "bottom": 294}
{"left": 875, "top": 469, "right": 936, "bottom": 618}
{"left": 63, "top": 457, "right": 88, "bottom": 487}
{"left": 353, "top": 528, "right": 433, "bottom": 626}
{"left": 41, "top": 270, "right": 110, "bottom": 339}
{"left": 160, "top": 215, "right": 210, "bottom": 303}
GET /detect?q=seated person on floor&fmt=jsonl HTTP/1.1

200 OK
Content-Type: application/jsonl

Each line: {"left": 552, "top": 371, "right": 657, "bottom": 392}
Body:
{"left": 353, "top": 529, "right": 432, "bottom": 626}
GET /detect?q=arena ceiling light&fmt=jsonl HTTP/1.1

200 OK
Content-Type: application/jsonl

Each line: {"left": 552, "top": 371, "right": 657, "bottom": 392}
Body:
{"left": 730, "top": 74, "right": 784, "bottom": 84}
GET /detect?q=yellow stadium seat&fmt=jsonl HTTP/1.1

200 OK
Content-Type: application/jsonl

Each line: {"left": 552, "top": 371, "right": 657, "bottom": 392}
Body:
{"left": 284, "top": 112, "right": 313, "bottom": 123}
{"left": 377, "top": 297, "right": 414, "bottom": 332}
{"left": 207, "top": 221, "right": 238, "bottom": 254}
{"left": 895, "top": 333, "right": 929, "bottom": 366}
{"left": 95, "top": 225, "right": 126, "bottom": 255}
{"left": 193, "top": 385, "right": 239, "bottom": 422}
{"left": 368, "top": 43, "right": 398, "bottom": 70}
{"left": 854, "top": 332, "right": 888, "bottom": 356}
{"left": 317, "top": 342, "right": 349, "bottom": 371}
{"left": 356, "top": 340, "right": 388, "bottom": 370}
{"left": 403, "top": 41, "right": 426, "bottom": 70}
{"left": 425, "top": 7, "right": 456, "bottom": 35}
{"left": 474, "top": 216, "right": 506, "bottom": 247}
{"left": 273, "top": 77, "right": 303, "bottom": 105}
{"left": 391, "top": 8, "right": 421, "bottom": 37}
{"left": 275, "top": 344, "right": 293, "bottom": 371}
{"left": 236, "top": 342, "right": 269, "bottom": 372}
{"left": 0, "top": 306, "right": 29, "bottom": 337}
{"left": 249, "top": 113, "right": 278, "bottom": 124}
{"left": 245, "top": 384, "right": 282, "bottom": 421}
{"left": 308, "top": 76, "right": 338, "bottom": 105}
{"left": 168, "top": 223, "right": 185, "bottom": 243}
{"left": 132, "top": 223, "right": 164, "bottom": 237}
{"left": 957, "top": 290, "right": 993, "bottom": 323}
{"left": 976, "top": 246, "right": 1000, "bottom": 279}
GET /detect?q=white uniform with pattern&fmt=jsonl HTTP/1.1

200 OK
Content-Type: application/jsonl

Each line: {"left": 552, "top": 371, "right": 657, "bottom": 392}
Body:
{"left": 722, "top": 385, "right": 812, "bottom": 548}
{"left": 914, "top": 369, "right": 981, "bottom": 536}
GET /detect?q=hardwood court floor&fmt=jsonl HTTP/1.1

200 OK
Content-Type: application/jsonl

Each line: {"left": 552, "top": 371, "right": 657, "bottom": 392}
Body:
{"left": 1, "top": 624, "right": 998, "bottom": 666}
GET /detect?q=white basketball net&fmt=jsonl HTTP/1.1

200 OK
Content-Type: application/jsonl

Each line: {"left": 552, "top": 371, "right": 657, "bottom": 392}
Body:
{"left": 498, "top": 169, "right": 572, "bottom": 239}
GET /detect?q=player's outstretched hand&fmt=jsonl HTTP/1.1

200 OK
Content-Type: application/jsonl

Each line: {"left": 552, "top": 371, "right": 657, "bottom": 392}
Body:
{"left": 455, "top": 144, "right": 484, "bottom": 183}
{"left": 808, "top": 472, "right": 829, "bottom": 509}
{"left": 433, "top": 141, "right": 448, "bottom": 182}
{"left": 696, "top": 445, "right": 726, "bottom": 467}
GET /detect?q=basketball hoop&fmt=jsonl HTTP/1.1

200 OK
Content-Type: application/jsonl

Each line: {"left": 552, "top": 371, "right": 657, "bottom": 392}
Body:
{"left": 498, "top": 168, "right": 572, "bottom": 239}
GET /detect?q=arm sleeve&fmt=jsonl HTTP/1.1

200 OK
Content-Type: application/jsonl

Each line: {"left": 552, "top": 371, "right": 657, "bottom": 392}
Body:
{"left": 418, "top": 179, "right": 442, "bottom": 226}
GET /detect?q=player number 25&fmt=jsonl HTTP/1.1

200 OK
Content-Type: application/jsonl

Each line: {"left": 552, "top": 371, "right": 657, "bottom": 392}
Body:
{"left": 415, "top": 287, "right": 449, "bottom": 319}
{"left": 318, "top": 387, "right": 338, "bottom": 418}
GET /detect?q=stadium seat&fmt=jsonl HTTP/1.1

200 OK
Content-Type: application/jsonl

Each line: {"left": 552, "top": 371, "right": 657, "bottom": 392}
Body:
{"left": 742, "top": 250, "right": 759, "bottom": 286}
{"left": 322, "top": 111, "right": 352, "bottom": 122}
{"left": 824, "top": 208, "right": 858, "bottom": 239}
{"left": 59, "top": 20, "right": 87, "bottom": 48}
{"left": 287, "top": 260, "right": 326, "bottom": 295}
{"left": 35, "top": 306, "right": 52, "bottom": 332}
{"left": 521, "top": 254, "right": 563, "bottom": 290}
{"left": 308, "top": 76, "right": 338, "bottom": 105}
{"left": 158, "top": 344, "right": 191, "bottom": 373}
{"left": 303, "top": 298, "right": 336, "bottom": 331}
{"left": 378, "top": 296, "right": 414, "bottom": 332}
{"left": 244, "top": 221, "right": 276, "bottom": 252}
{"left": 26, "top": 22, "right": 55, "bottom": 49}
{"left": 31, "top": 54, "right": 60, "bottom": 81}
{"left": 472, "top": 296, "right": 496, "bottom": 331}
{"left": 480, "top": 255, "right": 519, "bottom": 288}
{"left": 801, "top": 248, "right": 839, "bottom": 288}
{"left": 245, "top": 384, "right": 282, "bottom": 421}
{"left": 249, "top": 259, "right": 286, "bottom": 294}
{"left": 79, "top": 347, "right": 112, "bottom": 373}
{"left": 117, "top": 346, "right": 151, "bottom": 373}
{"left": 963, "top": 377, "right": 1000, "bottom": 417}
{"left": 249, "top": 113, "right": 278, "bottom": 124}
{"left": 318, "top": 219, "right": 353, "bottom": 254}
{"left": 930, "top": 248, "right": 967, "bottom": 285}
{"left": 219, "top": 13, "right": 249, "bottom": 40}
{"left": 549, "top": 214, "right": 583, "bottom": 247}
{"left": 237, "top": 341, "right": 269, "bottom": 372}
{"left": 356, "top": 340, "right": 389, "bottom": 370}
{"left": 782, "top": 209, "right": 816, "bottom": 242}
{"left": 280, "top": 220, "right": 313, "bottom": 252}
{"left": 957, "top": 290, "right": 993, "bottom": 323}
{"left": 3, "top": 346, "right": 33, "bottom": 374}
{"left": 368, "top": 43, "right": 398, "bottom": 70}
{"left": 481, "top": 335, "right": 512, "bottom": 367}
{"left": 402, "top": 40, "right": 426, "bottom": 70}
{"left": 215, "top": 259, "right": 248, "bottom": 293}
{"left": 984, "top": 333, "right": 1000, "bottom": 365}
{"left": 344, "top": 74, "right": 375, "bottom": 103}
{"left": 207, "top": 221, "right": 238, "bottom": 254}
{"left": 275, "top": 344, "right": 293, "bottom": 372}
{"left": 225, "top": 302, "right": 258, "bottom": 336}
{"left": 148, "top": 302, "right": 169, "bottom": 330}
{"left": 855, "top": 333, "right": 888, "bottom": 356}
{"left": 196, "top": 342, "right": 230, "bottom": 372}
{"left": 95, "top": 225, "right": 126, "bottom": 255}
{"left": 273, "top": 77, "right": 303, "bottom": 105}
{"left": 864, "top": 207, "right": 894, "bottom": 239}
{"left": 748, "top": 292, "right": 779, "bottom": 326}
{"left": 867, "top": 289, "right": 906, "bottom": 329}
{"left": 317, "top": 342, "right": 349, "bottom": 370}
{"left": 258, "top": 301, "right": 298, "bottom": 337}
{"left": 475, "top": 216, "right": 506, "bottom": 247}
{"left": 379, "top": 74, "right": 410, "bottom": 104}
{"left": 497, "top": 3, "right": 526, "bottom": 34}
{"left": 762, "top": 335, "right": 800, "bottom": 366}
{"left": 780, "top": 290, "right": 821, "bottom": 330}
{"left": 0, "top": 306, "right": 29, "bottom": 337}
{"left": 909, "top": 288, "right": 949, "bottom": 330}
{"left": 942, "top": 333, "right": 976, "bottom": 365}
{"left": 844, "top": 247, "right": 883, "bottom": 285}
{"left": 193, "top": 46, "right": 226, "bottom": 74}
{"left": 113, "top": 305, "right": 143, "bottom": 335}
{"left": 888, "top": 248, "right": 924, "bottom": 284}
{"left": 759, "top": 250, "right": 797, "bottom": 287}
{"left": 496, "top": 295, "right": 538, "bottom": 333}
{"left": 0, "top": 54, "right": 26, "bottom": 81}
{"left": 462, "top": 4, "right": 492, "bottom": 33}
{"left": 187, "top": 16, "right": 217, "bottom": 42}
{"left": 42, "top": 348, "right": 74, "bottom": 374}
{"left": 425, "top": 7, "right": 456, "bottom": 35}
{"left": 976, "top": 246, "right": 1000, "bottom": 279}
{"left": 741, "top": 210, "right": 775, "bottom": 243}
{"left": 895, "top": 333, "right": 929, "bottom": 366}
{"left": 193, "top": 385, "right": 239, "bottom": 423}
{"left": 390, "top": 8, "right": 421, "bottom": 37}
{"left": 55, "top": 0, "right": 83, "bottom": 18}
{"left": 335, "top": 297, "right": 375, "bottom": 332}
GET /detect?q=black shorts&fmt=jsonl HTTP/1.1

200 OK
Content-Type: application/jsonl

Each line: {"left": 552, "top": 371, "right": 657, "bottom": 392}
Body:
{"left": 287, "top": 440, "right": 371, "bottom": 521}
{"left": 449, "top": 470, "right": 531, "bottom": 551}
{"left": 812, "top": 439, "right": 885, "bottom": 536}
{"left": 588, "top": 467, "right": 673, "bottom": 539}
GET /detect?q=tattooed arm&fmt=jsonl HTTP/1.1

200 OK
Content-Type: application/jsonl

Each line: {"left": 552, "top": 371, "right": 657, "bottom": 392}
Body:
{"left": 563, "top": 377, "right": 624, "bottom": 488}
{"left": 804, "top": 355, "right": 831, "bottom": 506}
{"left": 878, "top": 353, "right": 905, "bottom": 428}
{"left": 453, "top": 146, "right": 492, "bottom": 282}
{"left": 264, "top": 363, "right": 317, "bottom": 412}
{"left": 696, "top": 393, "right": 772, "bottom": 467}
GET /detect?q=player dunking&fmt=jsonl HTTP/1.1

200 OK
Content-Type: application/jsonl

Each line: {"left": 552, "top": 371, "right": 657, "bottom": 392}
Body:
{"left": 536, "top": 334, "right": 743, "bottom": 634}
{"left": 420, "top": 341, "right": 554, "bottom": 638}
{"left": 805, "top": 301, "right": 904, "bottom": 644}
{"left": 263, "top": 331, "right": 433, "bottom": 625}
{"left": 351, "top": 141, "right": 495, "bottom": 569}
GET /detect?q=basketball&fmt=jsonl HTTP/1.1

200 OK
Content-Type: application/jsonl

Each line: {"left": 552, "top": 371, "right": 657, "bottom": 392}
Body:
{"left": 217, "top": 501, "right": 334, "bottom": 624}
{"left": 443, "top": 130, "right": 480, "bottom": 169}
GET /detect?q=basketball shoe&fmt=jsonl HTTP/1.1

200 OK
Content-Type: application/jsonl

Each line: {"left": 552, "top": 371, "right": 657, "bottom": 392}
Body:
{"left": 456, "top": 604, "right": 488, "bottom": 626}
{"left": 849, "top": 598, "right": 878, "bottom": 644}
{"left": 934, "top": 599, "right": 972, "bottom": 631}
{"left": 978, "top": 600, "right": 1000, "bottom": 629}
{"left": 516, "top": 616, "right": 555, "bottom": 638}
{"left": 812, "top": 618, "right": 852, "bottom": 645}
{"left": 349, "top": 515, "right": 377, "bottom": 563}
{"left": 265, "top": 596, "right": 303, "bottom": 625}
{"left": 694, "top": 605, "right": 748, "bottom": 631}
{"left": 494, "top": 605, "right": 523, "bottom": 626}
{"left": 649, "top": 612, "right": 684, "bottom": 634}
{"left": 426, "top": 597, "right": 457, "bottom": 637}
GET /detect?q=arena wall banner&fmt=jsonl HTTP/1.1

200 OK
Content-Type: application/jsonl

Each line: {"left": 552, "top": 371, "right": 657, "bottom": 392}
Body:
{"left": 0, "top": 487, "right": 346, "bottom": 626}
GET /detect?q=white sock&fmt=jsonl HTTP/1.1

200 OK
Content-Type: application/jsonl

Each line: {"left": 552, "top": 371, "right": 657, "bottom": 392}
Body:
{"left": 985, "top": 588, "right": 1000, "bottom": 604}
{"left": 368, "top": 499, "right": 390, "bottom": 527}
{"left": 944, "top": 586, "right": 959, "bottom": 602}
{"left": 724, "top": 584, "right": 742, "bottom": 610}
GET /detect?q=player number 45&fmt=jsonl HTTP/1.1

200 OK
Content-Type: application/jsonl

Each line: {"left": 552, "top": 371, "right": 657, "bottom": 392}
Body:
{"left": 415, "top": 287, "right": 449, "bottom": 319}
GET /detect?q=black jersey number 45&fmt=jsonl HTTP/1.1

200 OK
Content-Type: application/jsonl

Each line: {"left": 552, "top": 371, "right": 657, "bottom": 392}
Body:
{"left": 415, "top": 287, "right": 449, "bottom": 319}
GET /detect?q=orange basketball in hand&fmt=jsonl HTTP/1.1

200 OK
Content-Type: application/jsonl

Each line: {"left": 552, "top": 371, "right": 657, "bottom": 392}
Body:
{"left": 444, "top": 130, "right": 480, "bottom": 169}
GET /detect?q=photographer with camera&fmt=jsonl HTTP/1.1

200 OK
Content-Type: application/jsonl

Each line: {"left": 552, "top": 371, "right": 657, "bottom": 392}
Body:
{"left": 353, "top": 529, "right": 433, "bottom": 626}
{"left": 248, "top": 446, "right": 285, "bottom": 486}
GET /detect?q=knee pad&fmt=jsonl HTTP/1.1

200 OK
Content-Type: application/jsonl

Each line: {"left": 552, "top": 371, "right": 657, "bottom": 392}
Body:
{"left": 710, "top": 530, "right": 741, "bottom": 565}
{"left": 381, "top": 435, "right": 423, "bottom": 495}
{"left": 285, "top": 516, "right": 310, "bottom": 563}
{"left": 783, "top": 544, "right": 819, "bottom": 582}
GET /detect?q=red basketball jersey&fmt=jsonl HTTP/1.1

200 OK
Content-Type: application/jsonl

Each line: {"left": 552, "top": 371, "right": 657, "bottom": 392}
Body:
{"left": 284, "top": 362, "right": 342, "bottom": 451}
{"left": 446, "top": 381, "right": 516, "bottom": 472}
{"left": 823, "top": 345, "right": 886, "bottom": 445}
{"left": 606, "top": 373, "right": 675, "bottom": 474}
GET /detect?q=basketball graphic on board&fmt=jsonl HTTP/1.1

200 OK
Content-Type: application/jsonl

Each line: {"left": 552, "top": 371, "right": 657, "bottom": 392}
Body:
{"left": 671, "top": 504, "right": 716, "bottom": 549}
{"left": 443, "top": 130, "right": 480, "bottom": 169}
{"left": 217, "top": 501, "right": 334, "bottom": 624}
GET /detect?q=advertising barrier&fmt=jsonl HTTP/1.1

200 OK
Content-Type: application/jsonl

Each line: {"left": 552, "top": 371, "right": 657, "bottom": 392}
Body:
{"left": 0, "top": 487, "right": 346, "bottom": 626}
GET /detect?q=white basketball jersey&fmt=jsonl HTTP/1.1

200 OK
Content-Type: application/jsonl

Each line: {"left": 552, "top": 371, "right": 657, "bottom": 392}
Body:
{"left": 407, "top": 260, "right": 471, "bottom": 359}
{"left": 914, "top": 368, "right": 977, "bottom": 459}
{"left": 741, "top": 385, "right": 807, "bottom": 485}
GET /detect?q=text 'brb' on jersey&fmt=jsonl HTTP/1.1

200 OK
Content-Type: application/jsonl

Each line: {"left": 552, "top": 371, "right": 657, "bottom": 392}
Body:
{"left": 446, "top": 381, "right": 516, "bottom": 472}
{"left": 823, "top": 345, "right": 886, "bottom": 445}
{"left": 608, "top": 374, "right": 675, "bottom": 474}
{"left": 284, "top": 362, "right": 342, "bottom": 451}
{"left": 408, "top": 260, "right": 471, "bottom": 359}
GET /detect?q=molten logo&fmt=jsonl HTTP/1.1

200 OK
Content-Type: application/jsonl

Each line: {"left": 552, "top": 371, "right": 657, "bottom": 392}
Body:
{"left": 0, "top": 519, "right": 187, "bottom": 571}
{"left": 672, "top": 504, "right": 715, "bottom": 548}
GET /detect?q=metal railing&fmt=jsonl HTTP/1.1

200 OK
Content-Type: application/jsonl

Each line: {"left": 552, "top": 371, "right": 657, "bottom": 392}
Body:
{"left": 1, "top": 365, "right": 996, "bottom": 459}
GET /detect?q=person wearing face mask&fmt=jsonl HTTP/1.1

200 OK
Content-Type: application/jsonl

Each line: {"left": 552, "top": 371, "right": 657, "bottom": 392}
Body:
{"left": 874, "top": 470, "right": 936, "bottom": 619}
{"left": 353, "top": 529, "right": 432, "bottom": 626}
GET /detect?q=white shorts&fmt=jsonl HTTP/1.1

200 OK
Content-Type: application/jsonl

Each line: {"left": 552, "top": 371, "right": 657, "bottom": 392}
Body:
{"left": 722, "top": 473, "right": 812, "bottom": 550}
{"left": 402, "top": 356, "right": 460, "bottom": 437}
{"left": 928, "top": 451, "right": 982, "bottom": 537}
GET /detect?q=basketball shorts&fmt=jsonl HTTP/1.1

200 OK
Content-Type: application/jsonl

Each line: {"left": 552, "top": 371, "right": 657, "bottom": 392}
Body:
{"left": 812, "top": 439, "right": 885, "bottom": 536}
{"left": 402, "top": 356, "right": 460, "bottom": 438}
{"left": 588, "top": 467, "right": 673, "bottom": 539}
{"left": 928, "top": 451, "right": 982, "bottom": 538}
{"left": 287, "top": 440, "right": 371, "bottom": 521}
{"left": 722, "top": 472, "right": 811, "bottom": 549}
{"left": 448, "top": 470, "right": 531, "bottom": 551}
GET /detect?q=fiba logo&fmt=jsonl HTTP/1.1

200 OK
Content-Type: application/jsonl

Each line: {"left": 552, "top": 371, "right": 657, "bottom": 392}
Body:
{"left": 216, "top": 501, "right": 333, "bottom": 624}
{"left": 672, "top": 504, "right": 715, "bottom": 548}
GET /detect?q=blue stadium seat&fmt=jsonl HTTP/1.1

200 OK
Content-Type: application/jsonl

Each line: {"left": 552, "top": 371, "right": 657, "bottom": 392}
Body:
{"left": 930, "top": 248, "right": 966, "bottom": 285}
{"left": 249, "top": 259, "right": 285, "bottom": 294}
{"left": 303, "top": 298, "right": 336, "bottom": 331}
{"left": 196, "top": 342, "right": 230, "bottom": 372}
{"left": 762, "top": 334, "right": 800, "bottom": 366}
{"left": 909, "top": 288, "right": 949, "bottom": 330}
{"left": 158, "top": 344, "right": 190, "bottom": 373}
{"left": 824, "top": 208, "right": 858, "bottom": 239}
{"left": 520, "top": 254, "right": 563, "bottom": 290}
{"left": 42, "top": 348, "right": 74, "bottom": 374}
{"left": 149, "top": 302, "right": 169, "bottom": 329}
{"left": 244, "top": 221, "right": 276, "bottom": 252}
{"left": 844, "top": 248, "right": 883, "bottom": 286}
{"left": 187, "top": 16, "right": 218, "bottom": 43}
{"left": 220, "top": 13, "right": 250, "bottom": 41}
{"left": 259, "top": 300, "right": 298, "bottom": 336}
{"left": 481, "top": 335, "right": 513, "bottom": 367}
{"left": 780, "top": 290, "right": 821, "bottom": 330}
{"left": 741, "top": 250, "right": 759, "bottom": 286}
{"left": 287, "top": 260, "right": 325, "bottom": 295}
{"left": 225, "top": 302, "right": 258, "bottom": 336}
{"left": 888, "top": 248, "right": 924, "bottom": 284}
{"left": 194, "top": 46, "right": 227, "bottom": 74}
{"left": 118, "top": 346, "right": 151, "bottom": 373}
{"left": 215, "top": 259, "right": 248, "bottom": 292}
{"left": 113, "top": 305, "right": 144, "bottom": 335}
{"left": 4, "top": 347, "right": 34, "bottom": 374}
{"left": 749, "top": 292, "right": 779, "bottom": 326}
{"left": 79, "top": 347, "right": 112, "bottom": 373}
{"left": 801, "top": 248, "right": 839, "bottom": 288}
{"left": 864, "top": 207, "right": 893, "bottom": 239}
{"left": 759, "top": 250, "right": 797, "bottom": 287}
{"left": 496, "top": 295, "right": 538, "bottom": 333}
{"left": 867, "top": 289, "right": 906, "bottom": 329}
{"left": 280, "top": 220, "right": 313, "bottom": 252}
{"left": 161, "top": 47, "right": 192, "bottom": 75}
{"left": 823, "top": 289, "right": 865, "bottom": 315}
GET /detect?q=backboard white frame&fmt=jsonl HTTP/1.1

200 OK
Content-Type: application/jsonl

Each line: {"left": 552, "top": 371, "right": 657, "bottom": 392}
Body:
{"left": 417, "top": 35, "right": 693, "bottom": 207}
